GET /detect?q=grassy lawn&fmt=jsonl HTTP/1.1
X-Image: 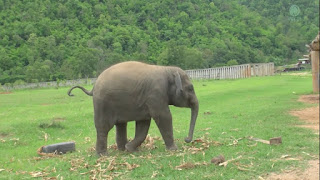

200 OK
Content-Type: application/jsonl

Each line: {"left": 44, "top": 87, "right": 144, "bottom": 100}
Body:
{"left": 0, "top": 74, "right": 318, "bottom": 179}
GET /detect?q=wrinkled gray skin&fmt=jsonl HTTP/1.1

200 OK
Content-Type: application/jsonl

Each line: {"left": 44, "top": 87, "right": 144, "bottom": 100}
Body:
{"left": 68, "top": 61, "right": 199, "bottom": 156}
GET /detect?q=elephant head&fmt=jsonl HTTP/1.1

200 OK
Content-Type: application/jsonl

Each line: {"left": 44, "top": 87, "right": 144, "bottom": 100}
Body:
{"left": 169, "top": 69, "right": 199, "bottom": 143}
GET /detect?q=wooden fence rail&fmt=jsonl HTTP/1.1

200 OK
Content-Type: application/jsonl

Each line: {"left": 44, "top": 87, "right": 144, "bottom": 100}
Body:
{"left": 1, "top": 63, "right": 274, "bottom": 91}
{"left": 186, "top": 63, "right": 274, "bottom": 80}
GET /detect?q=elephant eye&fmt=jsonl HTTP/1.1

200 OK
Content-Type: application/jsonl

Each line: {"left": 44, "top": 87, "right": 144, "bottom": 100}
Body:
{"left": 188, "top": 85, "right": 194, "bottom": 92}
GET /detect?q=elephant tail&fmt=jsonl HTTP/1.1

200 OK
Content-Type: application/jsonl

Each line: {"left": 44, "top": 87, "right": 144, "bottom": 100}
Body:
{"left": 68, "top": 86, "right": 93, "bottom": 97}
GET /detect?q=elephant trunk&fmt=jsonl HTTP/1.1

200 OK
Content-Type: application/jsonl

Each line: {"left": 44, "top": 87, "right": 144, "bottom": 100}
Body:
{"left": 185, "top": 99, "right": 199, "bottom": 143}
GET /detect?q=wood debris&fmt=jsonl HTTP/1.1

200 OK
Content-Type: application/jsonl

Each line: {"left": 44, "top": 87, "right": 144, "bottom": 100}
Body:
{"left": 120, "top": 162, "right": 140, "bottom": 170}
{"left": 142, "top": 135, "right": 160, "bottom": 150}
{"left": 270, "top": 155, "right": 300, "bottom": 162}
{"left": 227, "top": 137, "right": 243, "bottom": 146}
{"left": 248, "top": 137, "right": 270, "bottom": 144}
{"left": 29, "top": 171, "right": 50, "bottom": 178}
{"left": 151, "top": 171, "right": 159, "bottom": 178}
{"left": 248, "top": 136, "right": 282, "bottom": 145}
{"left": 175, "top": 162, "right": 208, "bottom": 170}
{"left": 219, "top": 155, "right": 242, "bottom": 167}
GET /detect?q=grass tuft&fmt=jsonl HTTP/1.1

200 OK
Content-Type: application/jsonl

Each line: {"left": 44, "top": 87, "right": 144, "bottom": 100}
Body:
{"left": 39, "top": 120, "right": 64, "bottom": 129}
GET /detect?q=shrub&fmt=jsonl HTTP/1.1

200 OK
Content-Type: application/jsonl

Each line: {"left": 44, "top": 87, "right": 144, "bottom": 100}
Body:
{"left": 227, "top": 59, "right": 239, "bottom": 66}
{"left": 13, "top": 80, "right": 26, "bottom": 86}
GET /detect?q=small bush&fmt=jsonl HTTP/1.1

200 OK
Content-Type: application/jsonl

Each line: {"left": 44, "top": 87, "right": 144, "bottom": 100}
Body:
{"left": 4, "top": 83, "right": 12, "bottom": 87}
{"left": 227, "top": 59, "right": 239, "bottom": 66}
{"left": 13, "top": 80, "right": 26, "bottom": 86}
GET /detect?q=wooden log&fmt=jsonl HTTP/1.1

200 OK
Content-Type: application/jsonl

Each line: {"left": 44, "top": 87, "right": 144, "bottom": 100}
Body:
{"left": 269, "top": 137, "right": 282, "bottom": 145}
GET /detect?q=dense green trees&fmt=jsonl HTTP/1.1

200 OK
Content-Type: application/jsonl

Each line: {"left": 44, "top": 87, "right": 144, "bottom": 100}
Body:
{"left": 0, "top": 0, "right": 318, "bottom": 84}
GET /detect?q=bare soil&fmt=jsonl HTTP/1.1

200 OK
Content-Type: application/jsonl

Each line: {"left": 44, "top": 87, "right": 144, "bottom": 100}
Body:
{"left": 292, "top": 94, "right": 319, "bottom": 131}
{"left": 291, "top": 106, "right": 319, "bottom": 130}
{"left": 265, "top": 160, "right": 319, "bottom": 180}
{"left": 0, "top": 92, "right": 12, "bottom": 94}
{"left": 298, "top": 94, "right": 319, "bottom": 104}
{"left": 265, "top": 94, "right": 319, "bottom": 180}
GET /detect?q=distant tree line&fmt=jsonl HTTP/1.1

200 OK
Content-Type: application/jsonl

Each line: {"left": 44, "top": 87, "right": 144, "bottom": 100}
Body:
{"left": 0, "top": 0, "right": 318, "bottom": 85}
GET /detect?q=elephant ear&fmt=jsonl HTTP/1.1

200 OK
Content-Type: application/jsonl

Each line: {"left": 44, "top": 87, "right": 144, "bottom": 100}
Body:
{"left": 174, "top": 71, "right": 183, "bottom": 95}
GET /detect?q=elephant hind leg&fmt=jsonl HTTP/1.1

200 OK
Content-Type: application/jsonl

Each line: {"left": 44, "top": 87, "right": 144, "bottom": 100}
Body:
{"left": 94, "top": 101, "right": 114, "bottom": 156}
{"left": 95, "top": 122, "right": 115, "bottom": 156}
{"left": 125, "top": 119, "right": 151, "bottom": 152}
{"left": 116, "top": 123, "right": 128, "bottom": 151}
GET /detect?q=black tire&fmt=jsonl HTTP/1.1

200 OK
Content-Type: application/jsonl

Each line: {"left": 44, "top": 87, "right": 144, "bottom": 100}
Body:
{"left": 41, "top": 142, "right": 76, "bottom": 154}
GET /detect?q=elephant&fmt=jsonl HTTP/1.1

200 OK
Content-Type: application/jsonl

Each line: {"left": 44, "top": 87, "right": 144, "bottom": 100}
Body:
{"left": 68, "top": 61, "right": 199, "bottom": 156}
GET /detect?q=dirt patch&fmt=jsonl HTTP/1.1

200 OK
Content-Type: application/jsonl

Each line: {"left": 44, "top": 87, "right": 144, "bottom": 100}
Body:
{"left": 265, "top": 160, "right": 319, "bottom": 180}
{"left": 282, "top": 72, "right": 312, "bottom": 76}
{"left": 290, "top": 106, "right": 319, "bottom": 130}
{"left": 264, "top": 95, "right": 319, "bottom": 179}
{"left": 0, "top": 92, "right": 12, "bottom": 94}
{"left": 298, "top": 94, "right": 319, "bottom": 104}
{"left": 291, "top": 94, "right": 319, "bottom": 131}
{"left": 0, "top": 132, "right": 10, "bottom": 138}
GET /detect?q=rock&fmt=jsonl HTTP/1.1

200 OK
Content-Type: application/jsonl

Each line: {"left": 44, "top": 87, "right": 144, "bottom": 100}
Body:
{"left": 211, "top": 155, "right": 225, "bottom": 165}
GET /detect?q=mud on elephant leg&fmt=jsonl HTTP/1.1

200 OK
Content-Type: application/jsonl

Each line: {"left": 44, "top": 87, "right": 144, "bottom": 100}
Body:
{"left": 116, "top": 123, "right": 128, "bottom": 151}
{"left": 153, "top": 107, "right": 177, "bottom": 151}
{"left": 125, "top": 119, "right": 151, "bottom": 152}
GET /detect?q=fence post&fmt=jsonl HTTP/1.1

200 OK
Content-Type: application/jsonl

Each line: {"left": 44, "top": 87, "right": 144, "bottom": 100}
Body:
{"left": 247, "top": 64, "right": 251, "bottom": 78}
{"left": 311, "top": 50, "right": 319, "bottom": 93}
{"left": 310, "top": 33, "right": 319, "bottom": 93}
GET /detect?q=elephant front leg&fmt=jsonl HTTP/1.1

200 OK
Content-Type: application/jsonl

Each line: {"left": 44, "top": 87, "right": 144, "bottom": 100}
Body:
{"left": 125, "top": 119, "right": 151, "bottom": 152}
{"left": 116, "top": 123, "right": 128, "bottom": 151}
{"left": 152, "top": 107, "right": 177, "bottom": 151}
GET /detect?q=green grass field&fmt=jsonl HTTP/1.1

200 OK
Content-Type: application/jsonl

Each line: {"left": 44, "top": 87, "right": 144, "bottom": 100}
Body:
{"left": 0, "top": 74, "right": 318, "bottom": 179}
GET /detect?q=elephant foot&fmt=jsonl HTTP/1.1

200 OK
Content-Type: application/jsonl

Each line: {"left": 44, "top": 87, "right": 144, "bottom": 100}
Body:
{"left": 117, "top": 146, "right": 126, "bottom": 151}
{"left": 125, "top": 143, "right": 138, "bottom": 152}
{"left": 166, "top": 144, "right": 178, "bottom": 151}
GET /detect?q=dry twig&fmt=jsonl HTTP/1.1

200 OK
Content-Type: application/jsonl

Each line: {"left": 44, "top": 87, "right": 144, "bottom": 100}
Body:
{"left": 219, "top": 155, "right": 242, "bottom": 167}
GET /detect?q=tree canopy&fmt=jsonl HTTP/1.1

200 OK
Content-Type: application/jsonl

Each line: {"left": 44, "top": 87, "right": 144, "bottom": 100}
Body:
{"left": 0, "top": 0, "right": 318, "bottom": 84}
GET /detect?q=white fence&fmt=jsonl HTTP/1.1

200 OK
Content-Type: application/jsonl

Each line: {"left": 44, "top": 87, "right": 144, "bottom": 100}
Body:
{"left": 1, "top": 63, "right": 274, "bottom": 91}
{"left": 186, "top": 63, "right": 274, "bottom": 80}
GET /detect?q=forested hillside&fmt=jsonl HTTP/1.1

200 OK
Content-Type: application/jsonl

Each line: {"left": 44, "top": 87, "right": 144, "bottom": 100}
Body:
{"left": 0, "top": 0, "right": 318, "bottom": 84}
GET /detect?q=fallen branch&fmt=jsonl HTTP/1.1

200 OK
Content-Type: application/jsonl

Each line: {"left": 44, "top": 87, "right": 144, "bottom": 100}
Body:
{"left": 302, "top": 151, "right": 318, "bottom": 159}
{"left": 219, "top": 155, "right": 242, "bottom": 167}
{"left": 248, "top": 137, "right": 270, "bottom": 144}
{"left": 248, "top": 136, "right": 282, "bottom": 145}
